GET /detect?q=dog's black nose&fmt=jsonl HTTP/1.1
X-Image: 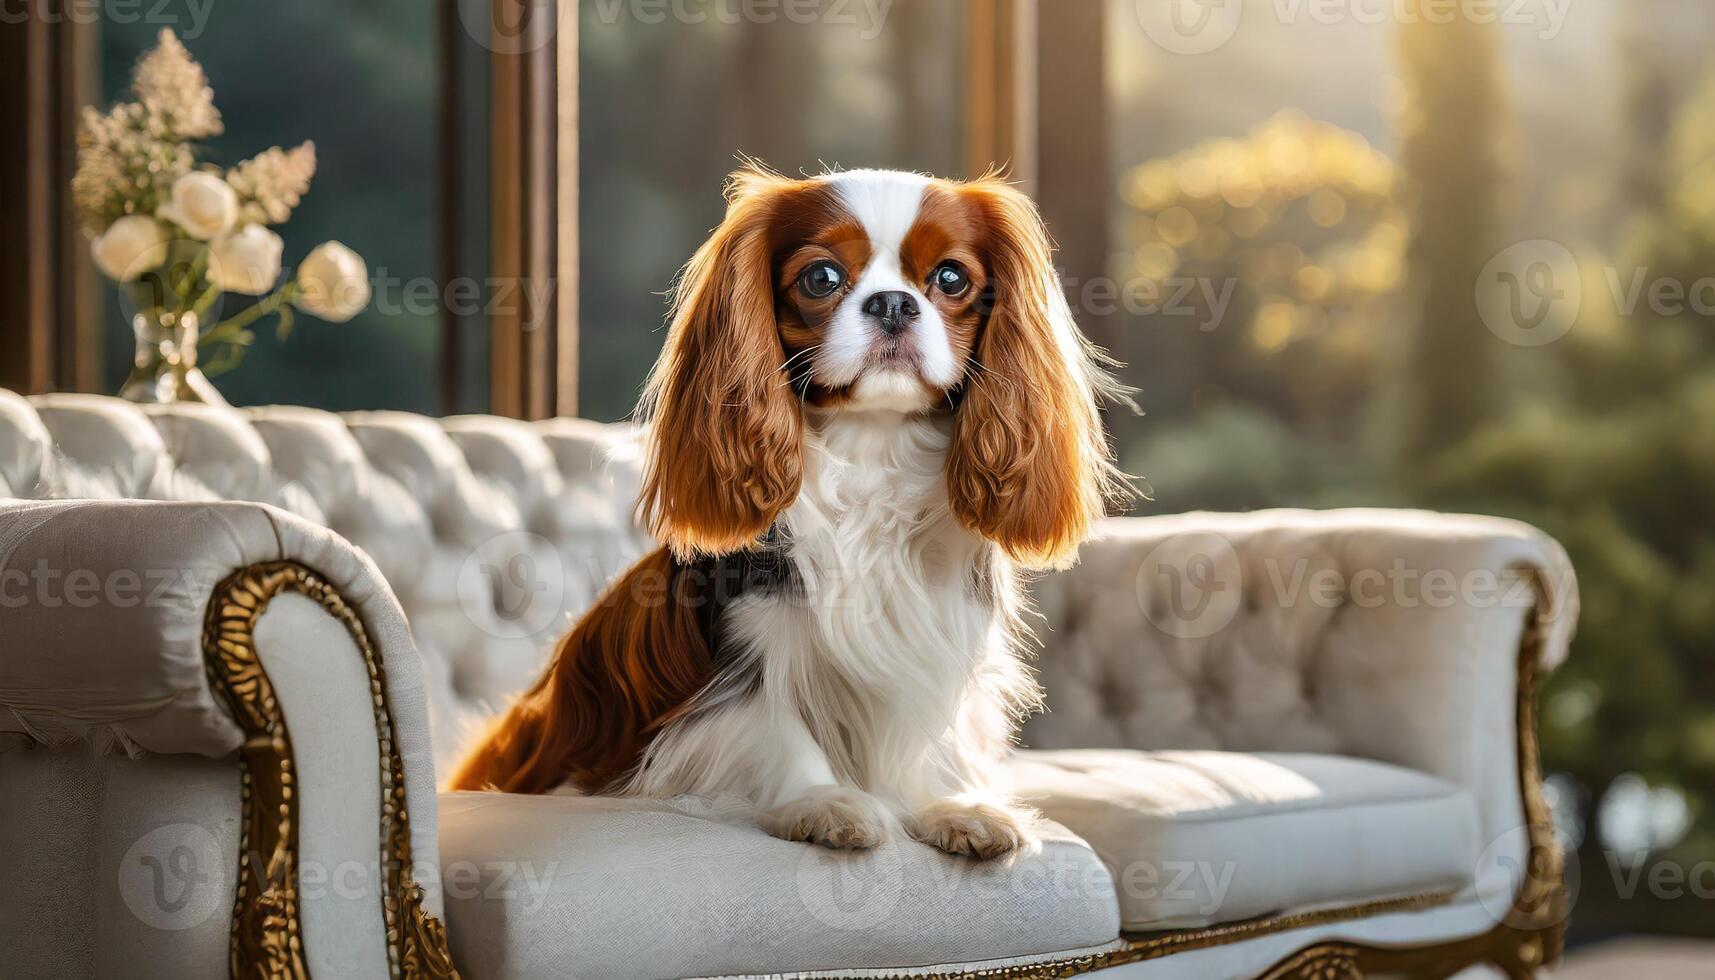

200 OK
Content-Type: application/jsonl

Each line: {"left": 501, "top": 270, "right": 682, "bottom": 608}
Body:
{"left": 862, "top": 291, "right": 920, "bottom": 335}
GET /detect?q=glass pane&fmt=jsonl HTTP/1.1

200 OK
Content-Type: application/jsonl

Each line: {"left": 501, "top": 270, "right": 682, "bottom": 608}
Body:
{"left": 96, "top": 1, "right": 488, "bottom": 413}
{"left": 578, "top": 4, "right": 967, "bottom": 422}
{"left": 1105, "top": 0, "right": 1400, "bottom": 513}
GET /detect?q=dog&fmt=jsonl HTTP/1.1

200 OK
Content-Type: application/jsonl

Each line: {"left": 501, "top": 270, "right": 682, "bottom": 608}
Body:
{"left": 449, "top": 166, "right": 1124, "bottom": 860}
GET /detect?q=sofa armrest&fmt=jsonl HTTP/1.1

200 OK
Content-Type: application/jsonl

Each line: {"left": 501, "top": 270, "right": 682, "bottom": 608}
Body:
{"left": 1026, "top": 509, "right": 1577, "bottom": 926}
{"left": 0, "top": 499, "right": 457, "bottom": 977}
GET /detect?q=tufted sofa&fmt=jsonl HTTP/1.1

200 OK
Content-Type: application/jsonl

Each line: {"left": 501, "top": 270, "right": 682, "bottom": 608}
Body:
{"left": 0, "top": 388, "right": 1578, "bottom": 979}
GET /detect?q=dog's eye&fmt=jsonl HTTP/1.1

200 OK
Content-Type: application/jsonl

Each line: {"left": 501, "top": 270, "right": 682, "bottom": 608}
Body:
{"left": 932, "top": 262, "right": 969, "bottom": 296}
{"left": 799, "top": 261, "right": 843, "bottom": 298}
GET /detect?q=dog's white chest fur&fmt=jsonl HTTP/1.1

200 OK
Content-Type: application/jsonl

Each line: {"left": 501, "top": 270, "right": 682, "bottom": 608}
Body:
{"left": 626, "top": 412, "right": 1032, "bottom": 814}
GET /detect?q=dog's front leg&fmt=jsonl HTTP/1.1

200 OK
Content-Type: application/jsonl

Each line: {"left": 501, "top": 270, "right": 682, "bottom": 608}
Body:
{"left": 752, "top": 711, "right": 893, "bottom": 850}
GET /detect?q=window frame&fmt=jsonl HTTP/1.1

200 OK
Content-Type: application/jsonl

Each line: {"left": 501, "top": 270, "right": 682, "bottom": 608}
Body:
{"left": 2, "top": 0, "right": 1103, "bottom": 419}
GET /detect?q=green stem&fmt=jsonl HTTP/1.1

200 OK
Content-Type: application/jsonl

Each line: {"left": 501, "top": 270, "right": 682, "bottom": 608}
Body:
{"left": 173, "top": 247, "right": 209, "bottom": 313}
{"left": 191, "top": 286, "right": 222, "bottom": 319}
{"left": 200, "top": 282, "right": 299, "bottom": 346}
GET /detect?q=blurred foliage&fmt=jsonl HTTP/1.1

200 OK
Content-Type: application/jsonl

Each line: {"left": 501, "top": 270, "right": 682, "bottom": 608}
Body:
{"left": 1114, "top": 3, "right": 1715, "bottom": 940}
{"left": 1114, "top": 112, "right": 1407, "bottom": 512}
{"left": 1120, "top": 112, "right": 1406, "bottom": 429}
{"left": 1424, "top": 59, "right": 1715, "bottom": 878}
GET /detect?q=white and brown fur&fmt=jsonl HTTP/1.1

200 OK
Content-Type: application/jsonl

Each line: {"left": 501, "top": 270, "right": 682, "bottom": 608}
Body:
{"left": 450, "top": 166, "right": 1124, "bottom": 860}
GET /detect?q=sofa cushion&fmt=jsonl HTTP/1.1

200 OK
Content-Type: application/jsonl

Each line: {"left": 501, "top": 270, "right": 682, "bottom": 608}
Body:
{"left": 1008, "top": 749, "right": 1480, "bottom": 930}
{"left": 437, "top": 792, "right": 1121, "bottom": 979}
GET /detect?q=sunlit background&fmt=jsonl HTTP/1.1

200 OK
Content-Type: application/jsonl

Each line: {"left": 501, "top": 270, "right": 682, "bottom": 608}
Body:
{"left": 93, "top": 0, "right": 1715, "bottom": 949}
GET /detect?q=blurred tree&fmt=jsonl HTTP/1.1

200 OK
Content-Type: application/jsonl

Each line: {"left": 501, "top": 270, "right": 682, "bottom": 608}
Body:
{"left": 1105, "top": 0, "right": 1715, "bottom": 940}
{"left": 1113, "top": 112, "right": 1405, "bottom": 510}
{"left": 1423, "top": 62, "right": 1715, "bottom": 934}
{"left": 1392, "top": 3, "right": 1508, "bottom": 468}
{"left": 1618, "top": 15, "right": 1677, "bottom": 218}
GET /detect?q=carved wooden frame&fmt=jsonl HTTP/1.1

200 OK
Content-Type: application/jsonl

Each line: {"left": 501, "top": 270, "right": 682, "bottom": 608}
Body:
{"left": 202, "top": 560, "right": 460, "bottom": 979}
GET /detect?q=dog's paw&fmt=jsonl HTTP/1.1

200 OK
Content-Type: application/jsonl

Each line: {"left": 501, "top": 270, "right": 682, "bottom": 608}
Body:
{"left": 907, "top": 799, "right": 1035, "bottom": 861}
{"left": 762, "top": 786, "right": 891, "bottom": 850}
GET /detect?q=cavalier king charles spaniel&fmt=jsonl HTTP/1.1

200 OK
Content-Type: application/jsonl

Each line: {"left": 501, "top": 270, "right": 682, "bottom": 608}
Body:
{"left": 449, "top": 166, "right": 1124, "bottom": 860}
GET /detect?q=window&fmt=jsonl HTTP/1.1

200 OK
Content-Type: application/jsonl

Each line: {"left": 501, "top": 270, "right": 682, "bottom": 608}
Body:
{"left": 95, "top": 1, "right": 491, "bottom": 413}
{"left": 576, "top": 4, "right": 968, "bottom": 421}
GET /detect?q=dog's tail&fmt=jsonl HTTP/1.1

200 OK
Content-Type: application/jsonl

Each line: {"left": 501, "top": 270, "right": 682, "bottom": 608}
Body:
{"left": 444, "top": 692, "right": 561, "bottom": 793}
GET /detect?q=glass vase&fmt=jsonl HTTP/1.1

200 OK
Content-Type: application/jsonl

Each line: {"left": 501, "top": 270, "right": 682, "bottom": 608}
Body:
{"left": 118, "top": 308, "right": 228, "bottom": 406}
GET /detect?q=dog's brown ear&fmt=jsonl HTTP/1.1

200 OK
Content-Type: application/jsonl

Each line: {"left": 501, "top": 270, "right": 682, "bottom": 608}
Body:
{"left": 637, "top": 168, "right": 804, "bottom": 558}
{"left": 946, "top": 179, "right": 1125, "bottom": 569}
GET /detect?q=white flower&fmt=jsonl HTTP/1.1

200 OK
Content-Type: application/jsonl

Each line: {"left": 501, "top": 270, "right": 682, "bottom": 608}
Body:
{"left": 90, "top": 215, "right": 170, "bottom": 282}
{"left": 157, "top": 171, "right": 238, "bottom": 240}
{"left": 294, "top": 241, "right": 370, "bottom": 322}
{"left": 208, "top": 224, "right": 284, "bottom": 295}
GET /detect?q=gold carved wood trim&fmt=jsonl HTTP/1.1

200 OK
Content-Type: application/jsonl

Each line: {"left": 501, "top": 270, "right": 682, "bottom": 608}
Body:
{"left": 859, "top": 891, "right": 1452, "bottom": 980}
{"left": 202, "top": 560, "right": 459, "bottom": 979}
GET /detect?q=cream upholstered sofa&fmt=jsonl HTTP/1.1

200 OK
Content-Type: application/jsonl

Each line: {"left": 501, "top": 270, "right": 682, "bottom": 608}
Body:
{"left": 0, "top": 388, "right": 1578, "bottom": 980}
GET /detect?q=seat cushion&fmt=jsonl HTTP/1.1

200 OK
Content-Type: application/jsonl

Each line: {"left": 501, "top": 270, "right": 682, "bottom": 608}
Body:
{"left": 437, "top": 792, "right": 1121, "bottom": 979}
{"left": 1008, "top": 749, "right": 1480, "bottom": 930}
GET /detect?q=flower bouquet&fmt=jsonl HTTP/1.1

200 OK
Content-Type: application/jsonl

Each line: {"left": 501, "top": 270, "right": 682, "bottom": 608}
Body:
{"left": 74, "top": 29, "right": 372, "bottom": 404}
